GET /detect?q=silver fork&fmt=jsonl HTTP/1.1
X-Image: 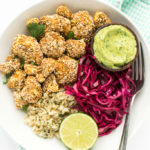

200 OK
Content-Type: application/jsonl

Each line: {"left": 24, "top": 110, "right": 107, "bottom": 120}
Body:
{"left": 119, "top": 42, "right": 145, "bottom": 150}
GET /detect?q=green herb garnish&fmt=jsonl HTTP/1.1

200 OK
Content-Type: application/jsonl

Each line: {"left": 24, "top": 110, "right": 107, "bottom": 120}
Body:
{"left": 3, "top": 72, "right": 13, "bottom": 84}
{"left": 22, "top": 105, "right": 28, "bottom": 112}
{"left": 21, "top": 96, "right": 24, "bottom": 100}
{"left": 20, "top": 58, "right": 25, "bottom": 70}
{"left": 30, "top": 61, "right": 36, "bottom": 65}
{"left": 40, "top": 98, "right": 44, "bottom": 103}
{"left": 14, "top": 55, "right": 19, "bottom": 59}
{"left": 27, "top": 23, "right": 45, "bottom": 39}
{"left": 67, "top": 31, "right": 74, "bottom": 39}
{"left": 59, "top": 114, "right": 65, "bottom": 117}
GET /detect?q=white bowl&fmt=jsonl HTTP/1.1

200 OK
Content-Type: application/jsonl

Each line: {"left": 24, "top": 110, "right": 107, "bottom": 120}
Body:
{"left": 0, "top": 0, "right": 150, "bottom": 150}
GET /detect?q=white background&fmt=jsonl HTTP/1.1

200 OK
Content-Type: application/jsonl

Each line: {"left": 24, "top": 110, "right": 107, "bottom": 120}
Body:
{"left": 0, "top": 0, "right": 150, "bottom": 150}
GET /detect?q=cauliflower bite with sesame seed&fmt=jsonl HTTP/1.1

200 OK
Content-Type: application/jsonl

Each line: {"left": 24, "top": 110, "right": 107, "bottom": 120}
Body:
{"left": 66, "top": 39, "right": 86, "bottom": 58}
{"left": 56, "top": 5, "right": 73, "bottom": 19}
{"left": 11, "top": 34, "right": 43, "bottom": 65}
{"left": 36, "top": 73, "right": 45, "bottom": 83}
{"left": 24, "top": 64, "right": 42, "bottom": 75}
{"left": 7, "top": 70, "right": 26, "bottom": 91}
{"left": 41, "top": 58, "right": 57, "bottom": 78}
{"left": 40, "top": 14, "right": 71, "bottom": 35}
{"left": 71, "top": 11, "right": 95, "bottom": 42}
{"left": 43, "top": 74, "right": 59, "bottom": 94}
{"left": 13, "top": 91, "right": 28, "bottom": 109}
{"left": 40, "top": 31, "right": 66, "bottom": 58}
{"left": 94, "top": 11, "right": 111, "bottom": 28}
{"left": 55, "top": 55, "right": 78, "bottom": 85}
{"left": 20, "top": 76, "right": 42, "bottom": 103}
{"left": 26, "top": 17, "right": 39, "bottom": 26}
{"left": 0, "top": 54, "right": 20, "bottom": 74}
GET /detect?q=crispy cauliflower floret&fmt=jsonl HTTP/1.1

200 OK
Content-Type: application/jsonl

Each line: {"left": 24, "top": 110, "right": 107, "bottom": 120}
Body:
{"left": 41, "top": 58, "right": 57, "bottom": 78}
{"left": 36, "top": 74, "right": 45, "bottom": 83}
{"left": 40, "top": 31, "right": 66, "bottom": 58}
{"left": 13, "top": 91, "right": 28, "bottom": 109}
{"left": 0, "top": 54, "right": 20, "bottom": 74}
{"left": 93, "top": 11, "right": 111, "bottom": 28}
{"left": 7, "top": 70, "right": 26, "bottom": 91}
{"left": 24, "top": 64, "right": 41, "bottom": 75}
{"left": 56, "top": 5, "right": 72, "bottom": 19}
{"left": 55, "top": 55, "right": 78, "bottom": 85}
{"left": 39, "top": 14, "right": 71, "bottom": 35}
{"left": 26, "top": 17, "right": 39, "bottom": 26}
{"left": 20, "top": 76, "right": 42, "bottom": 103}
{"left": 5, "top": 54, "right": 16, "bottom": 62}
{"left": 11, "top": 34, "right": 43, "bottom": 65}
{"left": 66, "top": 39, "right": 86, "bottom": 58}
{"left": 43, "top": 74, "right": 59, "bottom": 93}
{"left": 71, "top": 11, "right": 95, "bottom": 42}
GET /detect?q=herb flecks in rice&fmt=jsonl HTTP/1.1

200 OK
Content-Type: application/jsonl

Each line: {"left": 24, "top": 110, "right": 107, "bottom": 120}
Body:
{"left": 24, "top": 89, "right": 78, "bottom": 138}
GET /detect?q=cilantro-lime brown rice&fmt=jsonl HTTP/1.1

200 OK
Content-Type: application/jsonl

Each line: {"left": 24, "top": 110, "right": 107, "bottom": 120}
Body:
{"left": 24, "top": 89, "right": 77, "bottom": 138}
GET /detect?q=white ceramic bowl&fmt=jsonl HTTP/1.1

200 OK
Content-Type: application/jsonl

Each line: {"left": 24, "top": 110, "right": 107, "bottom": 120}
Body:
{"left": 0, "top": 0, "right": 150, "bottom": 150}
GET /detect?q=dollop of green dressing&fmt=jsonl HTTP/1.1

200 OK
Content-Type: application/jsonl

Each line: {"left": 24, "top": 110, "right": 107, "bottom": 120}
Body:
{"left": 93, "top": 25, "right": 137, "bottom": 69}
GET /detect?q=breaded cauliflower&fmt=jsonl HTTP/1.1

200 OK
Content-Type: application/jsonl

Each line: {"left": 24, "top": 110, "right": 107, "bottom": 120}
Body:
{"left": 11, "top": 34, "right": 43, "bottom": 65}
{"left": 40, "top": 14, "right": 71, "bottom": 35}
{"left": 93, "top": 11, "right": 111, "bottom": 28}
{"left": 20, "top": 76, "right": 42, "bottom": 103}
{"left": 56, "top": 5, "right": 72, "bottom": 19}
{"left": 36, "top": 74, "right": 45, "bottom": 83}
{"left": 55, "top": 55, "right": 78, "bottom": 85}
{"left": 26, "top": 17, "right": 39, "bottom": 26}
{"left": 40, "top": 31, "right": 66, "bottom": 58}
{"left": 43, "top": 74, "right": 59, "bottom": 94}
{"left": 71, "top": 11, "right": 95, "bottom": 42}
{"left": 24, "top": 64, "right": 41, "bottom": 75}
{"left": 13, "top": 91, "right": 28, "bottom": 109}
{"left": 7, "top": 70, "right": 26, "bottom": 91}
{"left": 41, "top": 58, "right": 57, "bottom": 78}
{"left": 66, "top": 39, "right": 86, "bottom": 58}
{"left": 0, "top": 54, "right": 20, "bottom": 74}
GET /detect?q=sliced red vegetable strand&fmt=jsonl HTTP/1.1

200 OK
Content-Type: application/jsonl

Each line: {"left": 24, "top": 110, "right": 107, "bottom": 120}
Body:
{"left": 65, "top": 45, "right": 136, "bottom": 137}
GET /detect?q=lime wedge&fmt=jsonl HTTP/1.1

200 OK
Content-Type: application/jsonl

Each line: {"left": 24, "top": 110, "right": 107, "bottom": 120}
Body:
{"left": 59, "top": 113, "right": 98, "bottom": 150}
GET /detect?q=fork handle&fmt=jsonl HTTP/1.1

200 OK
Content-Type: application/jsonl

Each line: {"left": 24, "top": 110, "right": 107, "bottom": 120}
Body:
{"left": 119, "top": 95, "right": 136, "bottom": 150}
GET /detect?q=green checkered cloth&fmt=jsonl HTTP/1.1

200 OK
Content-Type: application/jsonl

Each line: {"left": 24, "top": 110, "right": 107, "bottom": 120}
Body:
{"left": 105, "top": 0, "right": 150, "bottom": 44}
{"left": 19, "top": 0, "right": 150, "bottom": 149}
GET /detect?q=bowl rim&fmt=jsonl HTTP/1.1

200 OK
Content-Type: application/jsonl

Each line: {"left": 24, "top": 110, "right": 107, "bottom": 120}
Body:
{"left": 91, "top": 23, "right": 139, "bottom": 72}
{"left": 0, "top": 1, "right": 150, "bottom": 150}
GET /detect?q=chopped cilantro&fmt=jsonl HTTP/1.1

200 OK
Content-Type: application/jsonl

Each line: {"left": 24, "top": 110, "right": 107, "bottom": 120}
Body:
{"left": 40, "top": 98, "right": 44, "bottom": 103}
{"left": 67, "top": 31, "right": 74, "bottom": 39}
{"left": 27, "top": 23, "right": 45, "bottom": 39}
{"left": 22, "top": 105, "right": 28, "bottom": 112}
{"left": 20, "top": 58, "right": 25, "bottom": 70}
{"left": 59, "top": 114, "right": 65, "bottom": 117}
{"left": 3, "top": 72, "right": 13, "bottom": 84}
{"left": 30, "top": 61, "right": 36, "bottom": 65}
{"left": 14, "top": 55, "right": 19, "bottom": 59}
{"left": 21, "top": 96, "right": 24, "bottom": 100}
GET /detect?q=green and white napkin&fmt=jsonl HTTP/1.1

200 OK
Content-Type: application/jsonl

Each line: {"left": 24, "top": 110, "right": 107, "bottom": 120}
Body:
{"left": 105, "top": 0, "right": 150, "bottom": 44}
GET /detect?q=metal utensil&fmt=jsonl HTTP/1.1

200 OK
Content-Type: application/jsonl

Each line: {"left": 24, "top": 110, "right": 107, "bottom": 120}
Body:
{"left": 119, "top": 42, "right": 145, "bottom": 150}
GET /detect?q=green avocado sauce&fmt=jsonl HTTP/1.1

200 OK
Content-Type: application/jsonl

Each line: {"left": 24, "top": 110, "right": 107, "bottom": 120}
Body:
{"left": 93, "top": 25, "right": 137, "bottom": 69}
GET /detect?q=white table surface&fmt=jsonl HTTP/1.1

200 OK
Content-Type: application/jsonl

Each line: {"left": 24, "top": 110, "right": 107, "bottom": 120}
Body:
{"left": 0, "top": 0, "right": 150, "bottom": 150}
